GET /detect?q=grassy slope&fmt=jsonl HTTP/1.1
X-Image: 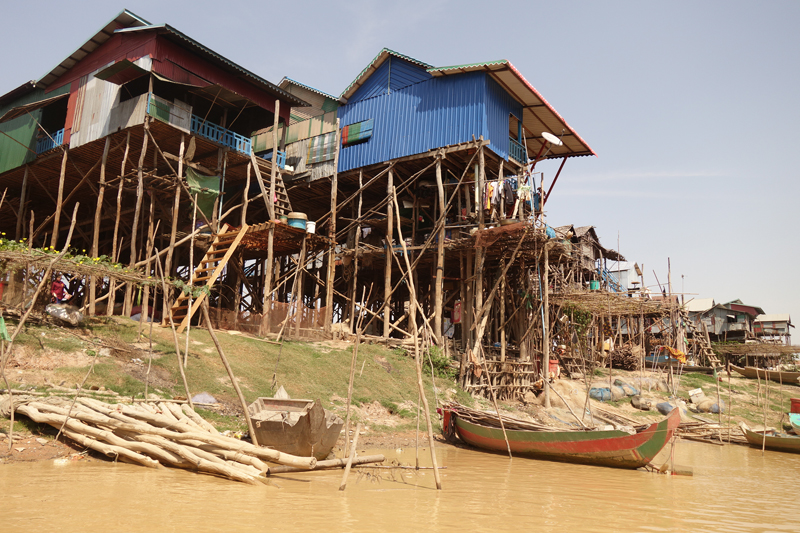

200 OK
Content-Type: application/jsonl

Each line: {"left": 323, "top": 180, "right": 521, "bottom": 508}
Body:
{"left": 3, "top": 317, "right": 459, "bottom": 433}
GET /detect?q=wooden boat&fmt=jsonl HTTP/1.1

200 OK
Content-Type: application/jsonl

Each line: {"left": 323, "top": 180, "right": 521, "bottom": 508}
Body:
{"left": 740, "top": 422, "right": 800, "bottom": 454}
{"left": 441, "top": 403, "right": 680, "bottom": 469}
{"left": 730, "top": 365, "right": 800, "bottom": 385}
{"left": 247, "top": 394, "right": 343, "bottom": 460}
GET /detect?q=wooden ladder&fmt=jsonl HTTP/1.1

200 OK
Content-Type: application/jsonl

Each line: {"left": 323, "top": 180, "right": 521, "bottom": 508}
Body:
{"left": 255, "top": 158, "right": 293, "bottom": 217}
{"left": 165, "top": 223, "right": 248, "bottom": 333}
{"left": 680, "top": 307, "right": 721, "bottom": 367}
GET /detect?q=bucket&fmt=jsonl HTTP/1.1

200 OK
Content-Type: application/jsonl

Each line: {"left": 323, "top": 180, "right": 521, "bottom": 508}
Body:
{"left": 306, "top": 221, "right": 316, "bottom": 234}
{"left": 590, "top": 280, "right": 600, "bottom": 291}
{"left": 791, "top": 398, "right": 800, "bottom": 414}
{"left": 287, "top": 212, "right": 307, "bottom": 231}
{"left": 279, "top": 215, "right": 288, "bottom": 224}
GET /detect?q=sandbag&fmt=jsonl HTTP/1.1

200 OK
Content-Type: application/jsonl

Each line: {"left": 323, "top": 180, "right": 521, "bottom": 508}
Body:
{"left": 613, "top": 379, "right": 639, "bottom": 397}
{"left": 610, "top": 386, "right": 627, "bottom": 401}
{"left": 589, "top": 388, "right": 611, "bottom": 402}
{"left": 656, "top": 402, "right": 676, "bottom": 415}
{"left": 45, "top": 304, "right": 84, "bottom": 327}
{"left": 631, "top": 395, "right": 652, "bottom": 411}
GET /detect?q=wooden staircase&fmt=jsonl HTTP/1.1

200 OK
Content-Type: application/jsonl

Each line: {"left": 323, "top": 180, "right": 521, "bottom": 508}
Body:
{"left": 165, "top": 223, "right": 248, "bottom": 333}
{"left": 680, "top": 307, "right": 722, "bottom": 367}
{"left": 254, "top": 158, "right": 293, "bottom": 217}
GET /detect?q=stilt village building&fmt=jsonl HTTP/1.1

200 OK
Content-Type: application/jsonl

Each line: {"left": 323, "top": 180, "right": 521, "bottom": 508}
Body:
{"left": 3, "top": 10, "right": 749, "bottom": 400}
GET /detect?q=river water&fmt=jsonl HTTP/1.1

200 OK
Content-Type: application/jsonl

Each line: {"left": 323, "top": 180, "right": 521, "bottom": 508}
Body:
{"left": 1, "top": 440, "right": 797, "bottom": 532}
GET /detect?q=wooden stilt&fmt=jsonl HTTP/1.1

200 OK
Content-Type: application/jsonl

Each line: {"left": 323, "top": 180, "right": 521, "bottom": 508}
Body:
{"left": 294, "top": 236, "right": 307, "bottom": 338}
{"left": 50, "top": 147, "right": 69, "bottom": 249}
{"left": 543, "top": 241, "right": 551, "bottom": 408}
{"left": 383, "top": 169, "right": 394, "bottom": 338}
{"left": 348, "top": 170, "right": 363, "bottom": 334}
{"left": 433, "top": 155, "right": 445, "bottom": 344}
{"left": 107, "top": 132, "right": 130, "bottom": 317}
{"left": 125, "top": 121, "right": 149, "bottom": 317}
{"left": 15, "top": 165, "right": 28, "bottom": 241}
{"left": 89, "top": 137, "right": 111, "bottom": 316}
{"left": 324, "top": 118, "right": 341, "bottom": 334}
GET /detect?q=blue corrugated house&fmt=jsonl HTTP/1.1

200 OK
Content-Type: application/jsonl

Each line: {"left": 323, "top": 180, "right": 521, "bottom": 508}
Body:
{"left": 278, "top": 48, "right": 594, "bottom": 187}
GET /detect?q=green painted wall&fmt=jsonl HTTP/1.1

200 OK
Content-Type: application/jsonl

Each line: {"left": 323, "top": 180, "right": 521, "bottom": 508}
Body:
{"left": 0, "top": 85, "right": 70, "bottom": 174}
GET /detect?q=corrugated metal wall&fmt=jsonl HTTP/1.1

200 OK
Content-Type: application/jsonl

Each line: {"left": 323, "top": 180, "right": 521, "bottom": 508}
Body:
{"left": 0, "top": 85, "right": 71, "bottom": 174}
{"left": 337, "top": 70, "right": 522, "bottom": 173}
{"left": 70, "top": 56, "right": 152, "bottom": 149}
{"left": 349, "top": 57, "right": 433, "bottom": 103}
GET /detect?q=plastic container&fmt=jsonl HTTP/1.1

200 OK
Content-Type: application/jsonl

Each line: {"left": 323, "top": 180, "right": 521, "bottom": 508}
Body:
{"left": 287, "top": 212, "right": 307, "bottom": 230}
{"left": 791, "top": 398, "right": 800, "bottom": 414}
{"left": 590, "top": 280, "right": 600, "bottom": 291}
{"left": 279, "top": 215, "right": 288, "bottom": 224}
{"left": 306, "top": 221, "right": 316, "bottom": 234}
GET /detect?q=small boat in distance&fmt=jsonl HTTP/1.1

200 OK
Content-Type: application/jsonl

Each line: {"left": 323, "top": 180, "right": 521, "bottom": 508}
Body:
{"left": 730, "top": 365, "right": 800, "bottom": 386}
{"left": 740, "top": 422, "right": 800, "bottom": 454}
{"left": 441, "top": 403, "right": 680, "bottom": 469}
{"left": 247, "top": 387, "right": 343, "bottom": 460}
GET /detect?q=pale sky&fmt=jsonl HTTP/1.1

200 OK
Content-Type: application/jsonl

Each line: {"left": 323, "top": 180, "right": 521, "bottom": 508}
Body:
{"left": 2, "top": 0, "right": 798, "bottom": 325}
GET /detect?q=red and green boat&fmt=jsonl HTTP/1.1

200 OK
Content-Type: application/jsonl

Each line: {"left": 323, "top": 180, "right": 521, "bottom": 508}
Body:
{"left": 441, "top": 403, "right": 680, "bottom": 469}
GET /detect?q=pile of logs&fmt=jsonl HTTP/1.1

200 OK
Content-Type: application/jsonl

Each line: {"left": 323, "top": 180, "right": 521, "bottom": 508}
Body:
{"left": 1, "top": 394, "right": 320, "bottom": 484}
{"left": 609, "top": 343, "right": 643, "bottom": 371}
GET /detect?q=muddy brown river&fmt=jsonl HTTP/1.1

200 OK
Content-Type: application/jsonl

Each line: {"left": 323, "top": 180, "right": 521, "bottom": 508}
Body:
{"left": 1, "top": 441, "right": 797, "bottom": 532}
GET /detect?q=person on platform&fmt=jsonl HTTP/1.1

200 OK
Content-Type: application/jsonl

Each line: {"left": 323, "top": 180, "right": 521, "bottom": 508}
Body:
{"left": 51, "top": 275, "right": 72, "bottom": 304}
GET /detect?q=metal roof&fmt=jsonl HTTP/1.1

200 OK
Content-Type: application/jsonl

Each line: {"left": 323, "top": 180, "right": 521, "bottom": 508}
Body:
{"left": 340, "top": 48, "right": 433, "bottom": 101}
{"left": 755, "top": 314, "right": 793, "bottom": 324}
{"left": 114, "top": 24, "right": 308, "bottom": 108}
{"left": 0, "top": 92, "right": 69, "bottom": 124}
{"left": 37, "top": 10, "right": 151, "bottom": 89}
{"left": 684, "top": 297, "right": 716, "bottom": 313}
{"left": 279, "top": 77, "right": 344, "bottom": 104}
{"left": 428, "top": 60, "right": 595, "bottom": 160}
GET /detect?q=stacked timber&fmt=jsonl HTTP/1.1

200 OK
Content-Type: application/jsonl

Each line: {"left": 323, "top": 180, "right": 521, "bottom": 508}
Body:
{"left": 0, "top": 395, "right": 318, "bottom": 484}
{"left": 609, "top": 343, "right": 643, "bottom": 371}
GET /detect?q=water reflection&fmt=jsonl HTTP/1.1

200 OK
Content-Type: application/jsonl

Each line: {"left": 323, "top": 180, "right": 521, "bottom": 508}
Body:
{"left": 1, "top": 442, "right": 798, "bottom": 532}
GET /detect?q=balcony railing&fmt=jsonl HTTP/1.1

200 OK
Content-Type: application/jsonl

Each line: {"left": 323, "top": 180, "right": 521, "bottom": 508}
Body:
{"left": 509, "top": 137, "right": 527, "bottom": 163}
{"left": 36, "top": 128, "right": 64, "bottom": 154}
{"left": 190, "top": 114, "right": 251, "bottom": 155}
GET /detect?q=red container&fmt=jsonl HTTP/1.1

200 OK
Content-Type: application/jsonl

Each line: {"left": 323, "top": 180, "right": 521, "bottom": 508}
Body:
{"left": 791, "top": 398, "right": 800, "bottom": 414}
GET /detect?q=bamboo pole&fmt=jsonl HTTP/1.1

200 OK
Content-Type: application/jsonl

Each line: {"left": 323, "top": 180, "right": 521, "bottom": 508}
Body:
{"left": 200, "top": 301, "right": 259, "bottom": 446}
{"left": 155, "top": 251, "right": 193, "bottom": 408}
{"left": 344, "top": 286, "right": 369, "bottom": 457}
{"left": 269, "top": 454, "right": 384, "bottom": 475}
{"left": 391, "top": 189, "right": 442, "bottom": 490}
{"left": 339, "top": 423, "right": 362, "bottom": 491}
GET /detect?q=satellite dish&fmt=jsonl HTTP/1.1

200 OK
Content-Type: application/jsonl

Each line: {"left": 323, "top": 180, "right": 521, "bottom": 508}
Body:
{"left": 541, "top": 131, "right": 563, "bottom": 146}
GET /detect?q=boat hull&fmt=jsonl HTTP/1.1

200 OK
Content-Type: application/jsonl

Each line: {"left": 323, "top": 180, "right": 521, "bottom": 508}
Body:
{"left": 787, "top": 413, "right": 800, "bottom": 435}
{"left": 444, "top": 407, "right": 680, "bottom": 469}
{"left": 741, "top": 423, "right": 800, "bottom": 454}
{"left": 248, "top": 398, "right": 343, "bottom": 460}
{"left": 731, "top": 365, "right": 800, "bottom": 385}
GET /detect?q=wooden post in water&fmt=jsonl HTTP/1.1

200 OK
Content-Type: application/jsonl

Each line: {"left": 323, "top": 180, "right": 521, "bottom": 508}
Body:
{"left": 339, "top": 422, "right": 362, "bottom": 491}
